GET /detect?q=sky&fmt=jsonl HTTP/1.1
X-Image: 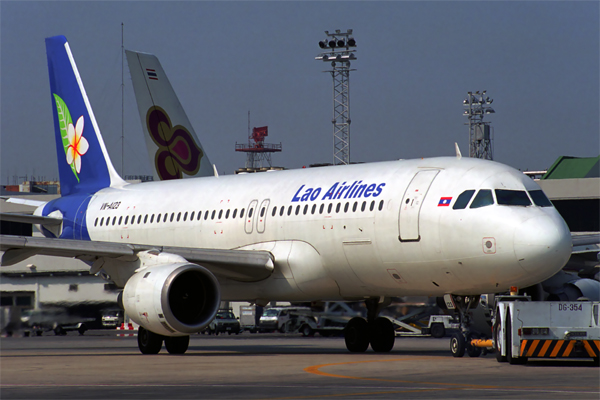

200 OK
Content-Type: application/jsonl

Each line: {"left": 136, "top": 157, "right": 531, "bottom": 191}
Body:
{"left": 1, "top": 1, "right": 598, "bottom": 184}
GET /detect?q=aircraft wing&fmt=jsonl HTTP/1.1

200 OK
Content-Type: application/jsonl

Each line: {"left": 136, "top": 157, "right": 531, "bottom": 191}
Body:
{"left": 0, "top": 235, "right": 274, "bottom": 282}
{"left": 0, "top": 212, "right": 62, "bottom": 226}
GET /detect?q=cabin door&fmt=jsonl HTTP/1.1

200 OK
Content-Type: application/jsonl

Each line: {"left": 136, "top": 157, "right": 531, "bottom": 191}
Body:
{"left": 398, "top": 170, "right": 439, "bottom": 241}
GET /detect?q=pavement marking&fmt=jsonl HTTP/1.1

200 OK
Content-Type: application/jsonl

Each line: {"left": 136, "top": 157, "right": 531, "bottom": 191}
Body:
{"left": 303, "top": 356, "right": 600, "bottom": 392}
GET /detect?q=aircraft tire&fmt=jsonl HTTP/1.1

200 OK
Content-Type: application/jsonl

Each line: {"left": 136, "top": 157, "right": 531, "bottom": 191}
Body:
{"left": 344, "top": 317, "right": 369, "bottom": 352}
{"left": 450, "top": 332, "right": 465, "bottom": 357}
{"left": 165, "top": 336, "right": 190, "bottom": 354}
{"left": 369, "top": 317, "right": 395, "bottom": 353}
{"left": 466, "top": 331, "right": 482, "bottom": 357}
{"left": 138, "top": 327, "right": 163, "bottom": 354}
{"left": 494, "top": 308, "right": 507, "bottom": 362}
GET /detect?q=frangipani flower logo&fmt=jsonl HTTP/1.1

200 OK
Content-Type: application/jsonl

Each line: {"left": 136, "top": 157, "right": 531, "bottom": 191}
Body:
{"left": 53, "top": 94, "right": 89, "bottom": 182}
{"left": 66, "top": 116, "right": 89, "bottom": 174}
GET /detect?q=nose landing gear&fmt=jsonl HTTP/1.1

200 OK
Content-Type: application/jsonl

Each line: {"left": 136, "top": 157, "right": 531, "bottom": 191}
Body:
{"left": 446, "top": 294, "right": 485, "bottom": 358}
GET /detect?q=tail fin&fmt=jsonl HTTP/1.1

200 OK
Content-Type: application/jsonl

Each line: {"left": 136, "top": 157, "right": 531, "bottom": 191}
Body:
{"left": 46, "top": 35, "right": 125, "bottom": 196}
{"left": 125, "top": 50, "right": 213, "bottom": 181}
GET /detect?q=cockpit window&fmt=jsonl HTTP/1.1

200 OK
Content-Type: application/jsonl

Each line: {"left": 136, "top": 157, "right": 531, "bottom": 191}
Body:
{"left": 470, "top": 189, "right": 494, "bottom": 209}
{"left": 528, "top": 190, "right": 553, "bottom": 207}
{"left": 495, "top": 189, "right": 532, "bottom": 206}
{"left": 453, "top": 190, "right": 475, "bottom": 210}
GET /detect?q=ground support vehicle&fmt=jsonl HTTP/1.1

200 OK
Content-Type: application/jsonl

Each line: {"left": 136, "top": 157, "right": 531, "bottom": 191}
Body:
{"left": 492, "top": 297, "right": 599, "bottom": 365}
{"left": 239, "top": 305, "right": 261, "bottom": 333}
{"left": 21, "top": 308, "right": 91, "bottom": 336}
{"left": 420, "top": 315, "right": 460, "bottom": 338}
{"left": 204, "top": 309, "right": 241, "bottom": 335}
{"left": 101, "top": 310, "right": 124, "bottom": 328}
{"left": 259, "top": 307, "right": 311, "bottom": 333}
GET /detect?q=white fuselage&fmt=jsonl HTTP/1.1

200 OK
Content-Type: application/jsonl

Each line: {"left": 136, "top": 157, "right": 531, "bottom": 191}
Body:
{"left": 82, "top": 157, "right": 572, "bottom": 303}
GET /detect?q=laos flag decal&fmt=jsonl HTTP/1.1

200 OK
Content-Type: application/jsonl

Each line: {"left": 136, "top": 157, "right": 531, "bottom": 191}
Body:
{"left": 438, "top": 197, "right": 452, "bottom": 207}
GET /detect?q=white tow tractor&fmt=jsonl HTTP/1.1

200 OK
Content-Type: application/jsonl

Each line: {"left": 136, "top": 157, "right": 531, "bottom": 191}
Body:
{"left": 492, "top": 296, "right": 599, "bottom": 364}
{"left": 457, "top": 291, "right": 600, "bottom": 364}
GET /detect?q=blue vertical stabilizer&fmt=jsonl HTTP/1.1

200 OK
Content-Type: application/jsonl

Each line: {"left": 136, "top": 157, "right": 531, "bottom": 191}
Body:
{"left": 46, "top": 35, "right": 125, "bottom": 196}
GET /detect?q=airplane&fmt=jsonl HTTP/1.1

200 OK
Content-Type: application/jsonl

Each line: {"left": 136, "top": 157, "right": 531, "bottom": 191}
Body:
{"left": 125, "top": 49, "right": 213, "bottom": 181}
{"left": 0, "top": 35, "right": 574, "bottom": 355}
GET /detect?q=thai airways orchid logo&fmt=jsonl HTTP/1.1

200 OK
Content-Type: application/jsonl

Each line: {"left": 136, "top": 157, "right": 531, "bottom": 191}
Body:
{"left": 53, "top": 94, "right": 89, "bottom": 182}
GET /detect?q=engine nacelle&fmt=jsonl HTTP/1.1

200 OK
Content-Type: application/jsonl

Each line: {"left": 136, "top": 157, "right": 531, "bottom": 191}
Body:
{"left": 123, "top": 263, "right": 221, "bottom": 336}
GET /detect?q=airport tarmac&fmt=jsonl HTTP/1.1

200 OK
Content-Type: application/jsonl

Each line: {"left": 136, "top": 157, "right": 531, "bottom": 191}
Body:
{"left": 1, "top": 331, "right": 598, "bottom": 400}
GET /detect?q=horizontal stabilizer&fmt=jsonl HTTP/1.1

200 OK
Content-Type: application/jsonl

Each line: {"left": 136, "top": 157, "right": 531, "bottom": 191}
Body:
{"left": 0, "top": 212, "right": 62, "bottom": 226}
{"left": 1, "top": 197, "right": 47, "bottom": 207}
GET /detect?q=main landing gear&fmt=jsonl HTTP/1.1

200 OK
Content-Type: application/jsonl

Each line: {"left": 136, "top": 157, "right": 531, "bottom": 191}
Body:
{"left": 446, "top": 295, "right": 484, "bottom": 358}
{"left": 344, "top": 298, "right": 395, "bottom": 353}
{"left": 138, "top": 326, "right": 190, "bottom": 355}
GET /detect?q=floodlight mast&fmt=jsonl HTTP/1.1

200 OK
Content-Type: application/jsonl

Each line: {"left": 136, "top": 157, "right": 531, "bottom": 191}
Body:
{"left": 463, "top": 91, "right": 495, "bottom": 160}
{"left": 316, "top": 29, "right": 357, "bottom": 165}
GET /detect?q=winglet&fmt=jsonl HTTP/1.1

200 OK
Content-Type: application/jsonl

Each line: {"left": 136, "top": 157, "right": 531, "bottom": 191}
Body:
{"left": 455, "top": 143, "right": 462, "bottom": 159}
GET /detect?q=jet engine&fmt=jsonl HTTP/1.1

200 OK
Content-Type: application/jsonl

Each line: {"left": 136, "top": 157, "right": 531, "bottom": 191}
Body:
{"left": 123, "top": 263, "right": 221, "bottom": 336}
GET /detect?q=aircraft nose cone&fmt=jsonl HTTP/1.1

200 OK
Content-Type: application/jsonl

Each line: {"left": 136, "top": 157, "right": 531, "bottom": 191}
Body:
{"left": 514, "top": 215, "right": 572, "bottom": 277}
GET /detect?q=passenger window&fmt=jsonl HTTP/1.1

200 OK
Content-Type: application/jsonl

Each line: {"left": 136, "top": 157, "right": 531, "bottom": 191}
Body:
{"left": 190, "top": 211, "right": 195, "bottom": 220}
{"left": 138, "top": 215, "right": 142, "bottom": 224}
{"left": 279, "top": 206, "right": 284, "bottom": 216}
{"left": 271, "top": 207, "right": 276, "bottom": 217}
{"left": 100, "top": 217, "right": 104, "bottom": 226}
{"left": 336, "top": 203, "right": 341, "bottom": 213}
{"left": 295, "top": 205, "right": 300, "bottom": 215}
{"left": 176, "top": 212, "right": 181, "bottom": 222}
{"left": 352, "top": 202, "right": 358, "bottom": 212}
{"left": 119, "top": 216, "right": 123, "bottom": 225}
{"left": 211, "top": 210, "right": 216, "bottom": 220}
{"left": 233, "top": 209, "right": 238, "bottom": 219}
{"left": 183, "top": 212, "right": 188, "bottom": 221}
{"left": 378, "top": 200, "right": 384, "bottom": 211}
{"left": 361, "top": 201, "right": 366, "bottom": 212}
{"left": 197, "top": 211, "right": 202, "bottom": 221}
{"left": 328, "top": 203, "right": 333, "bottom": 214}
{"left": 150, "top": 215, "right": 154, "bottom": 223}
{"left": 157, "top": 213, "right": 161, "bottom": 222}
{"left": 94, "top": 218, "right": 98, "bottom": 227}
{"left": 130, "top": 215, "right": 135, "bottom": 225}
{"left": 370, "top": 201, "right": 375, "bottom": 211}
{"left": 248, "top": 208, "right": 253, "bottom": 218}
{"left": 170, "top": 213, "right": 175, "bottom": 222}
{"left": 240, "top": 208, "right": 245, "bottom": 218}
{"left": 453, "top": 190, "right": 475, "bottom": 210}
{"left": 260, "top": 208, "right": 265, "bottom": 217}
{"left": 204, "top": 211, "right": 209, "bottom": 220}
{"left": 218, "top": 210, "right": 223, "bottom": 219}
{"left": 142, "top": 215, "right": 146, "bottom": 224}
{"left": 124, "top": 216, "right": 129, "bottom": 225}
{"left": 312, "top": 204, "right": 316, "bottom": 214}
{"left": 470, "top": 190, "right": 494, "bottom": 209}
{"left": 495, "top": 189, "right": 531, "bottom": 206}
{"left": 226, "top": 209, "right": 230, "bottom": 219}
{"left": 319, "top": 204, "right": 324, "bottom": 214}
{"left": 344, "top": 202, "right": 349, "bottom": 213}
{"left": 163, "top": 214, "right": 168, "bottom": 223}
{"left": 287, "top": 206, "right": 292, "bottom": 216}
{"left": 112, "top": 217, "right": 116, "bottom": 225}
{"left": 303, "top": 205, "right": 308, "bottom": 215}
